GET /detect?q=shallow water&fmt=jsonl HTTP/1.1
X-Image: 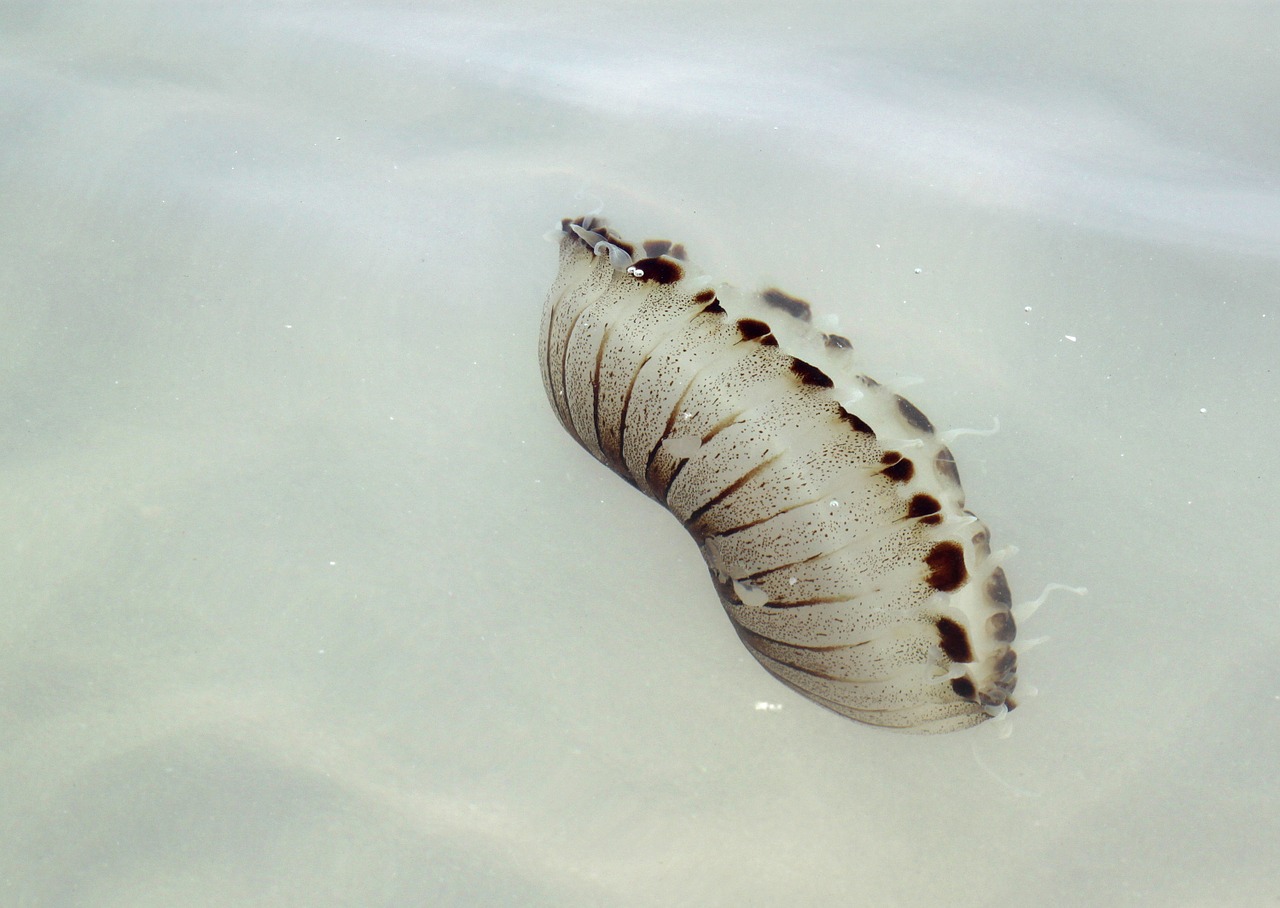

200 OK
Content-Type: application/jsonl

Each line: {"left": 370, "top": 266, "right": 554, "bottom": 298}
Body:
{"left": 2, "top": 4, "right": 1277, "bottom": 905}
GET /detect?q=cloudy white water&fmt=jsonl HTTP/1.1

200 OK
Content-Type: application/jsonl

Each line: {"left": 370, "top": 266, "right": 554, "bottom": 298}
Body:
{"left": 2, "top": 4, "right": 1277, "bottom": 905}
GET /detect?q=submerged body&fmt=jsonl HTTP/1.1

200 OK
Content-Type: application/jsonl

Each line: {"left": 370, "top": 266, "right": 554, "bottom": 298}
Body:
{"left": 539, "top": 215, "right": 1017, "bottom": 733}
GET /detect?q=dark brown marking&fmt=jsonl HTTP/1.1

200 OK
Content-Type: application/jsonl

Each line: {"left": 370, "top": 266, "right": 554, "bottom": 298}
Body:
{"left": 789, "top": 358, "right": 834, "bottom": 388}
{"left": 737, "top": 318, "right": 773, "bottom": 341}
{"left": 644, "top": 239, "right": 673, "bottom": 257}
{"left": 762, "top": 288, "right": 813, "bottom": 322}
{"left": 702, "top": 299, "right": 725, "bottom": 314}
{"left": 590, "top": 321, "right": 610, "bottom": 455}
{"left": 935, "top": 617, "right": 975, "bottom": 663}
{"left": 879, "top": 452, "right": 915, "bottom": 483}
{"left": 632, "top": 256, "right": 683, "bottom": 284}
{"left": 906, "top": 493, "right": 942, "bottom": 523}
{"left": 708, "top": 448, "right": 893, "bottom": 539}
{"left": 950, "top": 676, "right": 977, "bottom": 700}
{"left": 738, "top": 626, "right": 869, "bottom": 654}
{"left": 746, "top": 645, "right": 847, "bottom": 682}
{"left": 686, "top": 455, "right": 781, "bottom": 526}
{"left": 564, "top": 217, "right": 638, "bottom": 260}
{"left": 859, "top": 375, "right": 881, "bottom": 388}
{"left": 986, "top": 568, "right": 1012, "bottom": 607}
{"left": 895, "top": 395, "right": 935, "bottom": 434}
{"left": 925, "top": 541, "right": 968, "bottom": 591}
{"left": 669, "top": 243, "right": 688, "bottom": 260}
{"left": 707, "top": 506, "right": 784, "bottom": 541}
{"left": 692, "top": 288, "right": 716, "bottom": 303}
{"left": 935, "top": 447, "right": 962, "bottom": 487}
{"left": 662, "top": 456, "right": 691, "bottom": 504}
{"left": 837, "top": 406, "right": 874, "bottom": 435}
{"left": 607, "top": 236, "right": 635, "bottom": 257}
{"left": 763, "top": 596, "right": 857, "bottom": 609}
{"left": 987, "top": 611, "right": 1017, "bottom": 643}
{"left": 613, "top": 348, "right": 653, "bottom": 488}
{"left": 745, "top": 550, "right": 825, "bottom": 583}
{"left": 824, "top": 333, "right": 853, "bottom": 350}
{"left": 644, "top": 388, "right": 693, "bottom": 494}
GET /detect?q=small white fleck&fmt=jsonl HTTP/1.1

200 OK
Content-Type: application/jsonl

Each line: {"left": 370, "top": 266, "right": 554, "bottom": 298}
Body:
{"left": 1064, "top": 335, "right": 1077, "bottom": 342}
{"left": 828, "top": 499, "right": 840, "bottom": 509}
{"left": 328, "top": 561, "right": 337, "bottom": 566}
{"left": 913, "top": 267, "right": 922, "bottom": 274}
{"left": 754, "top": 701, "right": 784, "bottom": 711}
{"left": 317, "top": 649, "right": 326, "bottom": 655}
{"left": 788, "top": 576, "right": 798, "bottom": 586}
{"left": 1199, "top": 408, "right": 1207, "bottom": 414}
{"left": 1024, "top": 306, "right": 1032, "bottom": 313}
{"left": 284, "top": 324, "right": 293, "bottom": 329}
